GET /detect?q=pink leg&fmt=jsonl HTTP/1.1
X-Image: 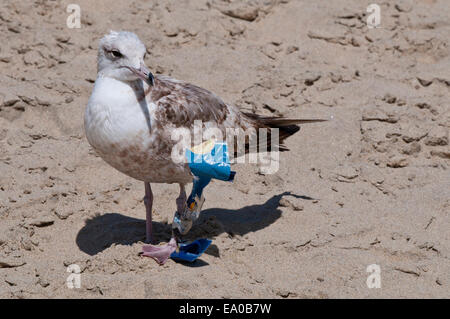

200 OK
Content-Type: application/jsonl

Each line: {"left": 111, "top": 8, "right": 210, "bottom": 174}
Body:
{"left": 144, "top": 182, "right": 153, "bottom": 244}
{"left": 141, "top": 183, "right": 177, "bottom": 265}
{"left": 176, "top": 184, "right": 187, "bottom": 214}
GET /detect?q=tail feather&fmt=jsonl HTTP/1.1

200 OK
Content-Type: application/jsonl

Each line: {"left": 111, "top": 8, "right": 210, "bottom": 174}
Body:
{"left": 241, "top": 112, "right": 328, "bottom": 153}
{"left": 243, "top": 112, "right": 328, "bottom": 126}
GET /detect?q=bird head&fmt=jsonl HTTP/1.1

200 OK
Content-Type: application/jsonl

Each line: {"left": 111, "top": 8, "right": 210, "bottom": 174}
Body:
{"left": 97, "top": 31, "right": 153, "bottom": 86}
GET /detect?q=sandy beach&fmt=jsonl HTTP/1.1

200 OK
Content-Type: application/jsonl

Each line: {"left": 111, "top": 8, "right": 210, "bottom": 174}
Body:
{"left": 0, "top": 0, "right": 449, "bottom": 298}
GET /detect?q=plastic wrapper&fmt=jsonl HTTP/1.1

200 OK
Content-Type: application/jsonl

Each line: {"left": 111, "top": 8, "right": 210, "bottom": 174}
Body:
{"left": 185, "top": 139, "right": 235, "bottom": 182}
{"left": 172, "top": 139, "right": 236, "bottom": 237}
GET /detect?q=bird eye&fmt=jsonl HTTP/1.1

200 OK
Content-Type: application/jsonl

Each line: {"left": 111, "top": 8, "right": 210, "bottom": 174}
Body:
{"left": 110, "top": 50, "right": 122, "bottom": 58}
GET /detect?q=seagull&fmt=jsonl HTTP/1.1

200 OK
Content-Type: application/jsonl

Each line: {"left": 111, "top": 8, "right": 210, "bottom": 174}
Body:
{"left": 84, "top": 31, "right": 326, "bottom": 264}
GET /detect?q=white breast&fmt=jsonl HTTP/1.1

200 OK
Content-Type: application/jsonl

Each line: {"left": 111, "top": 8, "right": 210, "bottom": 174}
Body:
{"left": 84, "top": 77, "right": 192, "bottom": 184}
{"left": 85, "top": 77, "right": 149, "bottom": 148}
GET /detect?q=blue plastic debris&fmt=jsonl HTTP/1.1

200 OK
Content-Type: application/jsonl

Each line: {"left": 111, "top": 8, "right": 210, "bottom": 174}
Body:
{"left": 187, "top": 175, "right": 211, "bottom": 208}
{"left": 185, "top": 139, "right": 235, "bottom": 213}
{"left": 185, "top": 140, "right": 235, "bottom": 182}
{"left": 172, "top": 140, "right": 236, "bottom": 246}
{"left": 170, "top": 239, "right": 212, "bottom": 262}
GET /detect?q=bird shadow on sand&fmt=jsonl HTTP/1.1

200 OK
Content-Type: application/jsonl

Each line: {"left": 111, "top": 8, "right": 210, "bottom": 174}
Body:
{"left": 76, "top": 191, "right": 314, "bottom": 259}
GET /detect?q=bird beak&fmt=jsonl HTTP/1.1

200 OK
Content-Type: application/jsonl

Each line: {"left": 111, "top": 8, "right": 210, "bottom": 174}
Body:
{"left": 125, "top": 63, "right": 154, "bottom": 86}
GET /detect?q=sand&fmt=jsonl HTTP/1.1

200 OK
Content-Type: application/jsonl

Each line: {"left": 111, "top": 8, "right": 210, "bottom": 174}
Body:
{"left": 0, "top": 0, "right": 449, "bottom": 298}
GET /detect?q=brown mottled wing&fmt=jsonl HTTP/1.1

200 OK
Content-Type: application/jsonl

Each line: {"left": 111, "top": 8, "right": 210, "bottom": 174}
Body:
{"left": 150, "top": 75, "right": 243, "bottom": 130}
{"left": 148, "top": 75, "right": 326, "bottom": 156}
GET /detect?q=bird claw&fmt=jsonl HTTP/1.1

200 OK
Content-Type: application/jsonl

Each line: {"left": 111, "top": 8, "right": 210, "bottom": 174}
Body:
{"left": 141, "top": 238, "right": 177, "bottom": 265}
{"left": 142, "top": 194, "right": 207, "bottom": 265}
